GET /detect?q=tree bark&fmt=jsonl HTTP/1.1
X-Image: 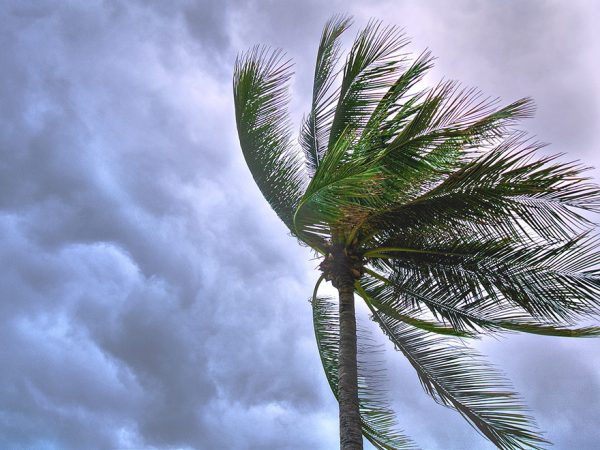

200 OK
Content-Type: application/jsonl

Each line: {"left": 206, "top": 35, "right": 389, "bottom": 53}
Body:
{"left": 337, "top": 275, "right": 363, "bottom": 450}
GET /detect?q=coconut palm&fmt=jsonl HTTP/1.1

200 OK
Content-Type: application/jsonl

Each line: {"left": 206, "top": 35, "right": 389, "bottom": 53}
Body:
{"left": 233, "top": 15, "right": 600, "bottom": 450}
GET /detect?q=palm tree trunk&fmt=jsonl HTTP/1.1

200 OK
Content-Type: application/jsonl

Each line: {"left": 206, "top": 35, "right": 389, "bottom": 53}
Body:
{"left": 337, "top": 275, "right": 363, "bottom": 450}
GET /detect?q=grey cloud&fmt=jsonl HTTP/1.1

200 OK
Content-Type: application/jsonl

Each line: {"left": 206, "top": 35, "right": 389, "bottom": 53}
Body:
{"left": 1, "top": 1, "right": 330, "bottom": 449}
{"left": 395, "top": 1, "right": 598, "bottom": 159}
{"left": 482, "top": 335, "right": 600, "bottom": 449}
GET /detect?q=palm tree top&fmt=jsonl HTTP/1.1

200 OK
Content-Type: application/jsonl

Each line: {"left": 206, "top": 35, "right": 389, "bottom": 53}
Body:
{"left": 233, "top": 14, "right": 600, "bottom": 449}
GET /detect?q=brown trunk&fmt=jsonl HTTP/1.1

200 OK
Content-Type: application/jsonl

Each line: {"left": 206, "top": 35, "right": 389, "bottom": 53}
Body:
{"left": 337, "top": 275, "right": 363, "bottom": 450}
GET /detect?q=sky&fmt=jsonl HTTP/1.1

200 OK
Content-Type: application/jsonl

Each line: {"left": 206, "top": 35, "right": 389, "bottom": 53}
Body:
{"left": 1, "top": 1, "right": 599, "bottom": 449}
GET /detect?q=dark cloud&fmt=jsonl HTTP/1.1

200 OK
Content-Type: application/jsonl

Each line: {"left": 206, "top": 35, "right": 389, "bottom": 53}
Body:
{"left": 1, "top": 1, "right": 329, "bottom": 449}
{"left": 1, "top": 1, "right": 598, "bottom": 449}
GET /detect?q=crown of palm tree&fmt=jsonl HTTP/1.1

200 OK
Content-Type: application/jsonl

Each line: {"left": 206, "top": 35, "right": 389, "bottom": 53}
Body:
{"left": 233, "top": 15, "right": 600, "bottom": 450}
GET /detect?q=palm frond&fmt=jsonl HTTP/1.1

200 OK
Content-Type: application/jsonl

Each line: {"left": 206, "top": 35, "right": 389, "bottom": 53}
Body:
{"left": 234, "top": 46, "right": 307, "bottom": 233}
{"left": 294, "top": 128, "right": 385, "bottom": 244}
{"left": 369, "top": 230, "right": 600, "bottom": 324}
{"left": 355, "top": 280, "right": 475, "bottom": 338}
{"left": 349, "top": 89, "right": 534, "bottom": 243}
{"left": 355, "top": 50, "right": 434, "bottom": 154}
{"left": 362, "top": 133, "right": 600, "bottom": 246}
{"left": 328, "top": 20, "right": 410, "bottom": 149}
{"left": 311, "top": 278, "right": 417, "bottom": 449}
{"left": 368, "top": 303, "right": 548, "bottom": 449}
{"left": 301, "top": 14, "right": 353, "bottom": 174}
{"left": 389, "top": 86, "right": 533, "bottom": 150}
{"left": 363, "top": 268, "right": 600, "bottom": 338}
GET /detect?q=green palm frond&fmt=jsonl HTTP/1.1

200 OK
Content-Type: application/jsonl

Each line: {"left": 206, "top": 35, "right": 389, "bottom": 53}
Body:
{"left": 369, "top": 305, "right": 548, "bottom": 449}
{"left": 357, "top": 49, "right": 434, "bottom": 148}
{"left": 328, "top": 20, "right": 410, "bottom": 149}
{"left": 362, "top": 133, "right": 600, "bottom": 246}
{"left": 385, "top": 84, "right": 533, "bottom": 157}
{"left": 368, "top": 232, "right": 600, "bottom": 323}
{"left": 294, "top": 128, "right": 386, "bottom": 245}
{"left": 355, "top": 280, "right": 474, "bottom": 338}
{"left": 310, "top": 86, "right": 536, "bottom": 245}
{"left": 301, "top": 14, "right": 353, "bottom": 174}
{"left": 233, "top": 46, "right": 307, "bottom": 233}
{"left": 311, "top": 281, "right": 417, "bottom": 450}
{"left": 362, "top": 268, "right": 600, "bottom": 338}
{"left": 374, "top": 95, "right": 535, "bottom": 205}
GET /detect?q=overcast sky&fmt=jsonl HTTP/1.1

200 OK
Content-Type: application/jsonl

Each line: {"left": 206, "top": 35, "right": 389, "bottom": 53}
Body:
{"left": 1, "top": 1, "right": 599, "bottom": 449}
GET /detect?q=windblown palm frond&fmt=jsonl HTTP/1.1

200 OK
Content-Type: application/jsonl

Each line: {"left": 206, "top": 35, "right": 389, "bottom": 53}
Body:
{"left": 301, "top": 14, "right": 353, "bottom": 174}
{"left": 234, "top": 15, "right": 600, "bottom": 450}
{"left": 328, "top": 20, "right": 411, "bottom": 149}
{"left": 355, "top": 280, "right": 474, "bottom": 338}
{"left": 369, "top": 307, "right": 548, "bottom": 449}
{"left": 367, "top": 230, "right": 600, "bottom": 322}
{"left": 362, "top": 133, "right": 600, "bottom": 246}
{"left": 234, "top": 47, "right": 307, "bottom": 233}
{"left": 361, "top": 268, "right": 600, "bottom": 338}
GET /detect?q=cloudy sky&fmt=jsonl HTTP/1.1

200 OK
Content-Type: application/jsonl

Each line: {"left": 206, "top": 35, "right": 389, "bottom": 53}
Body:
{"left": 2, "top": 1, "right": 599, "bottom": 449}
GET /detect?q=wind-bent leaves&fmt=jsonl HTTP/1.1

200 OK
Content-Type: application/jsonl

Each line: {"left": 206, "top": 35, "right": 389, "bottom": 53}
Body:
{"left": 234, "top": 47, "right": 306, "bottom": 234}
{"left": 363, "top": 133, "right": 600, "bottom": 247}
{"left": 369, "top": 304, "right": 548, "bottom": 449}
{"left": 312, "top": 282, "right": 417, "bottom": 450}
{"left": 362, "top": 268, "right": 600, "bottom": 338}
{"left": 294, "top": 128, "right": 387, "bottom": 244}
{"left": 329, "top": 20, "right": 410, "bottom": 149}
{"left": 355, "top": 281, "right": 474, "bottom": 338}
{"left": 368, "top": 231, "right": 600, "bottom": 324}
{"left": 357, "top": 49, "right": 434, "bottom": 150}
{"left": 301, "top": 14, "right": 352, "bottom": 174}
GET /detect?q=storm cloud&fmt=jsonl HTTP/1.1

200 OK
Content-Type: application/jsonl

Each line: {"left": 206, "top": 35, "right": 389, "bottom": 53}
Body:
{"left": 1, "top": 1, "right": 599, "bottom": 449}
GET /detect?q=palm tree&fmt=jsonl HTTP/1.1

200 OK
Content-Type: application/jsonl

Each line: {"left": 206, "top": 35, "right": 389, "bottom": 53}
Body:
{"left": 233, "top": 15, "right": 600, "bottom": 450}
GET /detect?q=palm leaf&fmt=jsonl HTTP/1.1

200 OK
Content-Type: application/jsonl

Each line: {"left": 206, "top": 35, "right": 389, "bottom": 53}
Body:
{"left": 234, "top": 46, "right": 307, "bottom": 233}
{"left": 368, "top": 231, "right": 600, "bottom": 324}
{"left": 362, "top": 133, "right": 600, "bottom": 246}
{"left": 362, "top": 268, "right": 600, "bottom": 338}
{"left": 355, "top": 280, "right": 474, "bottom": 338}
{"left": 355, "top": 50, "right": 434, "bottom": 156}
{"left": 328, "top": 20, "right": 410, "bottom": 149}
{"left": 294, "top": 128, "right": 386, "bottom": 245}
{"left": 301, "top": 14, "right": 353, "bottom": 174}
{"left": 369, "top": 304, "right": 548, "bottom": 449}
